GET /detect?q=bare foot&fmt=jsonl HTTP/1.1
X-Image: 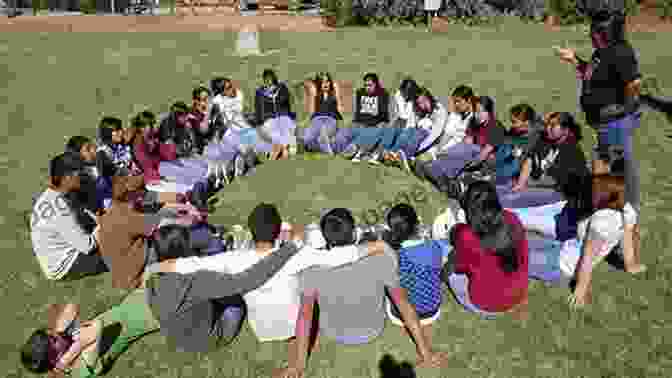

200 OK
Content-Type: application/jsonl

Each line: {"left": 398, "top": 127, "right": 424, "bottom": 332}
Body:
{"left": 626, "top": 264, "right": 647, "bottom": 275}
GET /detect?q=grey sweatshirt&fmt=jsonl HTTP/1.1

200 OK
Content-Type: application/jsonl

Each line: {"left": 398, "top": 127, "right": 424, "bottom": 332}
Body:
{"left": 145, "top": 242, "right": 300, "bottom": 353}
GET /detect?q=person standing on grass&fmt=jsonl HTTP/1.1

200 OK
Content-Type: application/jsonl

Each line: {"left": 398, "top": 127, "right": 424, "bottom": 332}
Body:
{"left": 555, "top": 9, "right": 641, "bottom": 214}
{"left": 274, "top": 208, "right": 449, "bottom": 378}
{"left": 442, "top": 181, "right": 530, "bottom": 319}
{"left": 30, "top": 153, "right": 108, "bottom": 281}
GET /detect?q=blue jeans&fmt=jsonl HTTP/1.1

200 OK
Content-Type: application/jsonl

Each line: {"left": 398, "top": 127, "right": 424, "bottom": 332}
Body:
{"left": 593, "top": 113, "right": 640, "bottom": 211}
{"left": 350, "top": 127, "right": 386, "bottom": 150}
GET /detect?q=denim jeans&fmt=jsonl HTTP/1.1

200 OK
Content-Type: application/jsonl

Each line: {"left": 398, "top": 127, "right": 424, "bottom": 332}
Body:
{"left": 593, "top": 113, "right": 640, "bottom": 212}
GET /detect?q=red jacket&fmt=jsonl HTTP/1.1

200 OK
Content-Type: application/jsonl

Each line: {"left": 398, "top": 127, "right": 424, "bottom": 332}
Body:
{"left": 133, "top": 137, "right": 177, "bottom": 184}
{"left": 453, "top": 210, "right": 529, "bottom": 312}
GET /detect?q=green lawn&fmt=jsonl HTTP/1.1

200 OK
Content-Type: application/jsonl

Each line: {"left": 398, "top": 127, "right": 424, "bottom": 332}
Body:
{"left": 1, "top": 21, "right": 672, "bottom": 378}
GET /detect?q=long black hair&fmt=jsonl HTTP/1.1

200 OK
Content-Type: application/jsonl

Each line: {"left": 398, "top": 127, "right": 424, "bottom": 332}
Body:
{"left": 460, "top": 181, "right": 519, "bottom": 273}
{"left": 210, "top": 77, "right": 231, "bottom": 97}
{"left": 97, "top": 117, "right": 123, "bottom": 146}
{"left": 385, "top": 204, "right": 419, "bottom": 250}
{"left": 20, "top": 329, "right": 51, "bottom": 374}
{"left": 154, "top": 224, "right": 196, "bottom": 261}
{"left": 320, "top": 208, "right": 356, "bottom": 250}
{"left": 399, "top": 78, "right": 419, "bottom": 103}
{"left": 414, "top": 87, "right": 438, "bottom": 118}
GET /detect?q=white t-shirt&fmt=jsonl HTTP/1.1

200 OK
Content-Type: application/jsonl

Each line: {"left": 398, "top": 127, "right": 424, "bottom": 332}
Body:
{"left": 171, "top": 244, "right": 368, "bottom": 342}
{"left": 393, "top": 90, "right": 417, "bottom": 128}
{"left": 30, "top": 189, "right": 98, "bottom": 280}
{"left": 559, "top": 203, "right": 638, "bottom": 277}
{"left": 211, "top": 90, "right": 250, "bottom": 133}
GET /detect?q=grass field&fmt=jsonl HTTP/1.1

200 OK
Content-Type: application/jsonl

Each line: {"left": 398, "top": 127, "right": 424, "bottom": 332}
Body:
{"left": 1, "top": 21, "right": 672, "bottom": 378}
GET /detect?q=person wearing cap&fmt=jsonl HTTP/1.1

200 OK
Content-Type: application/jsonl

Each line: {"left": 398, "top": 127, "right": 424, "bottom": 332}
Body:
{"left": 555, "top": 9, "right": 641, "bottom": 213}
{"left": 30, "top": 153, "right": 108, "bottom": 281}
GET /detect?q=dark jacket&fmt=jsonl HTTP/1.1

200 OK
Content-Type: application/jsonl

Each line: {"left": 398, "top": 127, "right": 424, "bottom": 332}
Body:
{"left": 159, "top": 113, "right": 200, "bottom": 158}
{"left": 145, "top": 243, "right": 300, "bottom": 353}
{"left": 353, "top": 87, "right": 390, "bottom": 127}
{"left": 524, "top": 135, "right": 589, "bottom": 186}
{"left": 255, "top": 83, "right": 293, "bottom": 125}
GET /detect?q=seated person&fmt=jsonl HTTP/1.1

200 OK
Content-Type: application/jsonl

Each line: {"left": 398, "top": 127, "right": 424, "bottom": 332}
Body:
{"left": 301, "top": 72, "right": 345, "bottom": 154}
{"left": 20, "top": 293, "right": 158, "bottom": 378}
{"left": 206, "top": 78, "right": 259, "bottom": 184}
{"left": 96, "top": 116, "right": 142, "bottom": 178}
{"left": 96, "top": 116, "right": 143, "bottom": 209}
{"left": 500, "top": 112, "right": 589, "bottom": 208}
{"left": 97, "top": 174, "right": 210, "bottom": 290}
{"left": 254, "top": 69, "right": 297, "bottom": 161}
{"left": 322, "top": 77, "right": 418, "bottom": 158}
{"left": 374, "top": 86, "right": 448, "bottom": 168}
{"left": 145, "top": 223, "right": 304, "bottom": 353}
{"left": 144, "top": 204, "right": 386, "bottom": 345}
{"left": 275, "top": 210, "right": 449, "bottom": 378}
{"left": 416, "top": 93, "right": 504, "bottom": 192}
{"left": 133, "top": 111, "right": 208, "bottom": 194}
{"left": 511, "top": 173, "right": 645, "bottom": 308}
{"left": 382, "top": 204, "right": 452, "bottom": 342}
{"left": 65, "top": 136, "right": 101, "bottom": 214}
{"left": 30, "top": 153, "right": 106, "bottom": 281}
{"left": 493, "top": 104, "right": 544, "bottom": 186}
{"left": 332, "top": 72, "right": 393, "bottom": 159}
{"left": 443, "top": 181, "right": 529, "bottom": 319}
{"left": 188, "top": 85, "right": 225, "bottom": 156}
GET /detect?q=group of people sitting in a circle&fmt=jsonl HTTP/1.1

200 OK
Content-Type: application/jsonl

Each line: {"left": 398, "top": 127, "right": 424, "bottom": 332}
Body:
{"left": 24, "top": 68, "right": 645, "bottom": 378}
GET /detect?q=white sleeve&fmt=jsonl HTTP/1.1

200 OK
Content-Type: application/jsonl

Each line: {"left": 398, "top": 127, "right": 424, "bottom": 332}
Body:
{"left": 56, "top": 213, "right": 97, "bottom": 255}
{"left": 235, "top": 90, "right": 245, "bottom": 114}
{"left": 623, "top": 203, "right": 638, "bottom": 226}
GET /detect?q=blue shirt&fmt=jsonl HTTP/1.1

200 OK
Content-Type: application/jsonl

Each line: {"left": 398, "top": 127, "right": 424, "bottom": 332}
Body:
{"left": 395, "top": 239, "right": 451, "bottom": 317}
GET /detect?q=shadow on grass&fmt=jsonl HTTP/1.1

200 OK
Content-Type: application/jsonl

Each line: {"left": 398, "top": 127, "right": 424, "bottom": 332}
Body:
{"left": 378, "top": 353, "right": 416, "bottom": 378}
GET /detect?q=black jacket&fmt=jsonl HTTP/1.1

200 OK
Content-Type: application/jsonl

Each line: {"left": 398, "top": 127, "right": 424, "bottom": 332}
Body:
{"left": 255, "top": 83, "right": 293, "bottom": 125}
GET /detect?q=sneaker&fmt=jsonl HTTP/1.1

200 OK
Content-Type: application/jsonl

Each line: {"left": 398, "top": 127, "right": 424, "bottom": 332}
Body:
{"left": 398, "top": 150, "right": 411, "bottom": 172}
{"left": 318, "top": 126, "right": 335, "bottom": 155}
{"left": 366, "top": 149, "right": 383, "bottom": 165}
{"left": 341, "top": 144, "right": 359, "bottom": 160}
{"left": 233, "top": 154, "right": 246, "bottom": 178}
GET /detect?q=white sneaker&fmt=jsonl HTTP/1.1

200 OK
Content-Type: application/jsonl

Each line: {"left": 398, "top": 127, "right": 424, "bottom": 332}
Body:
{"left": 233, "top": 154, "right": 246, "bottom": 178}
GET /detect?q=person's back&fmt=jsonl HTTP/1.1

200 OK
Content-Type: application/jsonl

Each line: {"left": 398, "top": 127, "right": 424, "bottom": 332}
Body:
{"left": 299, "top": 247, "right": 398, "bottom": 344}
{"left": 145, "top": 223, "right": 302, "bottom": 352}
